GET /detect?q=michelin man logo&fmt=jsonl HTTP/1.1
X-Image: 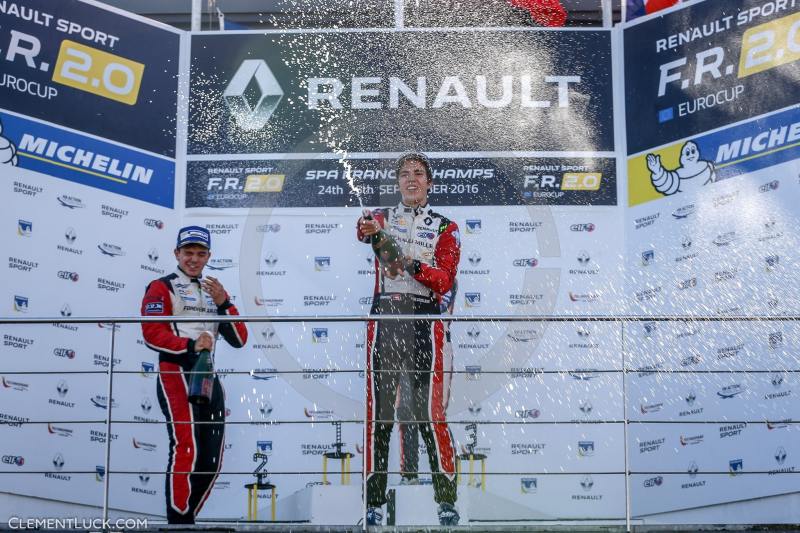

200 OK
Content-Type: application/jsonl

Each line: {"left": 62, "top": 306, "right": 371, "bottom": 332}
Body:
{"left": 646, "top": 141, "right": 715, "bottom": 196}
{"left": 224, "top": 60, "right": 284, "bottom": 131}
{"left": 0, "top": 119, "right": 18, "bottom": 166}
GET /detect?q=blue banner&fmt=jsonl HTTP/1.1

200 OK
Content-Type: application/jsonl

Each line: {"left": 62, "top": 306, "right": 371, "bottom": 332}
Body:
{"left": 185, "top": 156, "right": 617, "bottom": 208}
{"left": 624, "top": 0, "right": 800, "bottom": 154}
{"left": 1, "top": 110, "right": 175, "bottom": 207}
{"left": 702, "top": 105, "right": 800, "bottom": 180}
{"left": 0, "top": 0, "right": 180, "bottom": 157}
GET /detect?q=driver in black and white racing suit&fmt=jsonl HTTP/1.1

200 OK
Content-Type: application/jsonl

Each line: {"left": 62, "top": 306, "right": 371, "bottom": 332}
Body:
{"left": 357, "top": 152, "right": 461, "bottom": 526}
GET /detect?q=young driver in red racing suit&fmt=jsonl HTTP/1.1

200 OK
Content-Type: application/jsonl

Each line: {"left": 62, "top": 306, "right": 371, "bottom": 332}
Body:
{"left": 140, "top": 226, "right": 247, "bottom": 524}
{"left": 357, "top": 153, "right": 461, "bottom": 526}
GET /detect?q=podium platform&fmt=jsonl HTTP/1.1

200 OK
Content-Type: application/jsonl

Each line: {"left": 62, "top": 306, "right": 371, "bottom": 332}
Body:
{"left": 386, "top": 484, "right": 444, "bottom": 526}
{"left": 388, "top": 484, "right": 556, "bottom": 525}
{"left": 270, "top": 484, "right": 361, "bottom": 525}
{"left": 258, "top": 481, "right": 557, "bottom": 525}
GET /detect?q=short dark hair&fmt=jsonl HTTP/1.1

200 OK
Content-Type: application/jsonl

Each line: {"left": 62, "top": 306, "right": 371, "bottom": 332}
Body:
{"left": 395, "top": 152, "right": 432, "bottom": 182}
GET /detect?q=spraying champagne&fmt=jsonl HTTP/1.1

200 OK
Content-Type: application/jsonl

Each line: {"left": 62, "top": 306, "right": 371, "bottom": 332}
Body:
{"left": 362, "top": 209, "right": 405, "bottom": 267}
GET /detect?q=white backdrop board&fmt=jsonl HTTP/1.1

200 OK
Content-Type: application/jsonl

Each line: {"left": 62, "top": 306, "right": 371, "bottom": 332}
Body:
{"left": 0, "top": 0, "right": 799, "bottom": 526}
{"left": 0, "top": 0, "right": 181, "bottom": 517}
{"left": 623, "top": 0, "right": 800, "bottom": 518}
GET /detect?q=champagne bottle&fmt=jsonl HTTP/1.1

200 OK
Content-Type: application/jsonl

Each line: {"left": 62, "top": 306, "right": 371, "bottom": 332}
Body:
{"left": 188, "top": 349, "right": 214, "bottom": 405}
{"left": 362, "top": 209, "right": 404, "bottom": 266}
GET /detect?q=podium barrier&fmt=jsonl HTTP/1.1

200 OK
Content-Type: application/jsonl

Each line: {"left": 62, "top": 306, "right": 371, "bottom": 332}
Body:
{"left": 3, "top": 314, "right": 800, "bottom": 530}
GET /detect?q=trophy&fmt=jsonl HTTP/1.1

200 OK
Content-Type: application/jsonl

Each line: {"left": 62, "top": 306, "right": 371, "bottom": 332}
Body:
{"left": 245, "top": 449, "right": 276, "bottom": 521}
{"left": 457, "top": 423, "right": 488, "bottom": 491}
{"left": 322, "top": 422, "right": 354, "bottom": 485}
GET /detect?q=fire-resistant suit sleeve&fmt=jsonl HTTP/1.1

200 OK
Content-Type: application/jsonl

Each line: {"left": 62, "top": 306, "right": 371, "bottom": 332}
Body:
{"left": 217, "top": 297, "right": 248, "bottom": 348}
{"left": 410, "top": 221, "right": 460, "bottom": 295}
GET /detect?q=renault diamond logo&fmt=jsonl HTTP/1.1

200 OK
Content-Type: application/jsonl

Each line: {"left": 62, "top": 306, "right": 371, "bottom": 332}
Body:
{"left": 775, "top": 446, "right": 787, "bottom": 465}
{"left": 224, "top": 60, "right": 284, "bottom": 130}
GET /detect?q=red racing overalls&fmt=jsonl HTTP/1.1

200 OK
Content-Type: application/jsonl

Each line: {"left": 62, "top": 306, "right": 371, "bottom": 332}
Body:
{"left": 141, "top": 268, "right": 247, "bottom": 523}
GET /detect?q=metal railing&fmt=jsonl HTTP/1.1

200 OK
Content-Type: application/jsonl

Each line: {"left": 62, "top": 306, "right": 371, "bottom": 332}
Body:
{"left": 1, "top": 314, "right": 798, "bottom": 530}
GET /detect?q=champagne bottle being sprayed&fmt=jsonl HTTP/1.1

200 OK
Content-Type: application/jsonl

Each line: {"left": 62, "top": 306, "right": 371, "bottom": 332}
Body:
{"left": 189, "top": 349, "right": 213, "bottom": 405}
{"left": 362, "top": 209, "right": 404, "bottom": 266}
{"left": 189, "top": 333, "right": 215, "bottom": 405}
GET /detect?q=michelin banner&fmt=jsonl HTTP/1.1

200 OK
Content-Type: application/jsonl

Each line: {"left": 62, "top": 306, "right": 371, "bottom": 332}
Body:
{"left": 0, "top": 0, "right": 180, "bottom": 157}
{"left": 0, "top": 0, "right": 179, "bottom": 207}
{"left": 623, "top": 0, "right": 800, "bottom": 518}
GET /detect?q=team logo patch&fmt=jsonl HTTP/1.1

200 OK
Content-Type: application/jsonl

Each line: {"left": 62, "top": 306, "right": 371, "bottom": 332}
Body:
{"left": 144, "top": 302, "right": 164, "bottom": 315}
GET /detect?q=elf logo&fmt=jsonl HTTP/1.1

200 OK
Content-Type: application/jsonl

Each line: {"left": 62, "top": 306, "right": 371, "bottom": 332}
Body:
{"left": 2, "top": 455, "right": 24, "bottom": 466}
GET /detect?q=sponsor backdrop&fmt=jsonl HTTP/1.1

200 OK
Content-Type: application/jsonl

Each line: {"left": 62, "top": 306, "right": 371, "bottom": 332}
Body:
{"left": 183, "top": 24, "right": 624, "bottom": 522}
{"left": 186, "top": 30, "right": 615, "bottom": 156}
{"left": 624, "top": 0, "right": 800, "bottom": 518}
{"left": 0, "top": 0, "right": 180, "bottom": 519}
{"left": 0, "top": 0, "right": 797, "bottom": 526}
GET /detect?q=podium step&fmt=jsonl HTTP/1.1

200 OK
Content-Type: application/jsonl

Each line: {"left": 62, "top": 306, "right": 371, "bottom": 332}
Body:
{"left": 269, "top": 484, "right": 361, "bottom": 525}
{"left": 387, "top": 484, "right": 557, "bottom": 525}
{"left": 262, "top": 482, "right": 558, "bottom": 525}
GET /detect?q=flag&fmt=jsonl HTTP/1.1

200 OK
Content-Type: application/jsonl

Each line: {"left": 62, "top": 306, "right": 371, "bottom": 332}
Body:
{"left": 626, "top": 0, "right": 681, "bottom": 21}
{"left": 508, "top": 0, "right": 567, "bottom": 27}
